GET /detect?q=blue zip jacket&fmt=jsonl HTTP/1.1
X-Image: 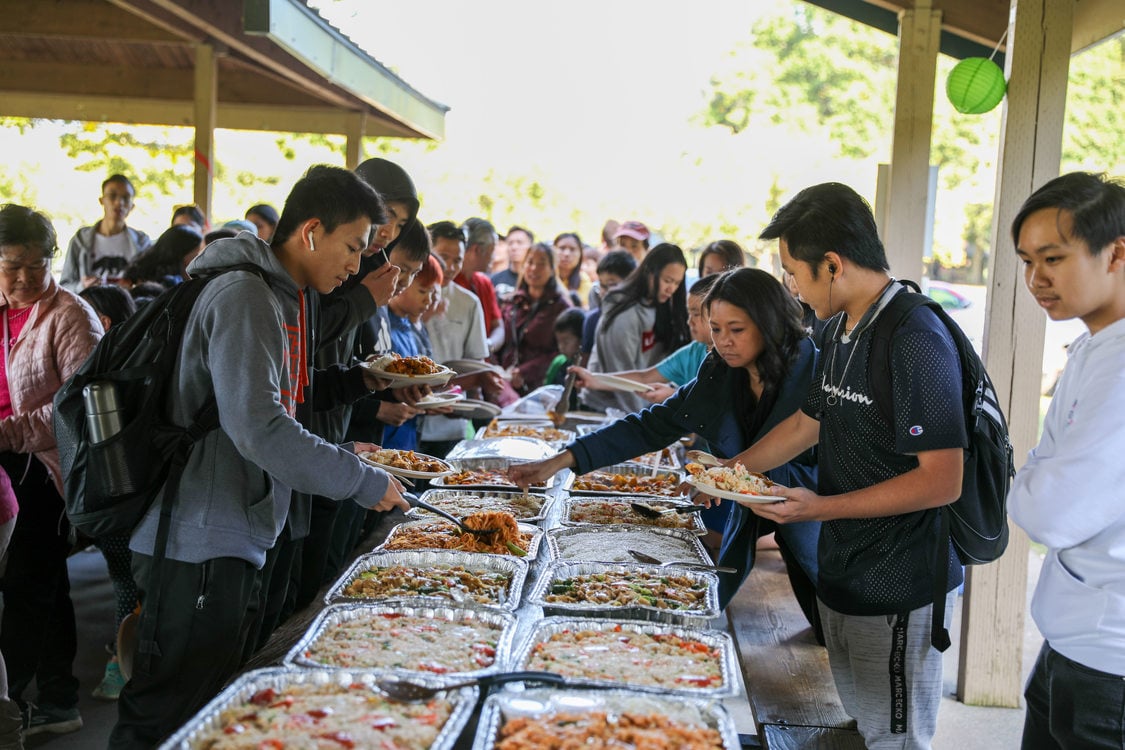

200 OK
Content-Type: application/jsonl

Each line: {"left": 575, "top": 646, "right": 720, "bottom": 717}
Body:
{"left": 568, "top": 337, "right": 819, "bottom": 604}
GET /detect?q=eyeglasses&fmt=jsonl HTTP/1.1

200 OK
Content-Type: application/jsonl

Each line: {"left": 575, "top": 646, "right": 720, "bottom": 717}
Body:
{"left": 0, "top": 259, "right": 50, "bottom": 275}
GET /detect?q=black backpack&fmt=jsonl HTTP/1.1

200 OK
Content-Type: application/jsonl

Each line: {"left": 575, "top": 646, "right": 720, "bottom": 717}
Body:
{"left": 867, "top": 281, "right": 1015, "bottom": 650}
{"left": 54, "top": 264, "right": 266, "bottom": 538}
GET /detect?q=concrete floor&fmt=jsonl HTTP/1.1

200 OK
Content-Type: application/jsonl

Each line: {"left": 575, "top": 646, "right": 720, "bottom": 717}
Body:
{"left": 25, "top": 547, "right": 1044, "bottom": 749}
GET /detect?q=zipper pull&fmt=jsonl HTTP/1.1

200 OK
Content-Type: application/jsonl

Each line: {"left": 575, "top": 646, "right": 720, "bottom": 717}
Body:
{"left": 196, "top": 594, "right": 206, "bottom": 610}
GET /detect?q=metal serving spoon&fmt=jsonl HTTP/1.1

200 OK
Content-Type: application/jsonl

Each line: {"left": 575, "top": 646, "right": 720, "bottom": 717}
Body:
{"left": 376, "top": 670, "right": 568, "bottom": 702}
{"left": 403, "top": 493, "right": 497, "bottom": 538}
{"left": 626, "top": 548, "right": 738, "bottom": 574}
{"left": 685, "top": 450, "right": 724, "bottom": 467}
{"left": 629, "top": 501, "right": 706, "bottom": 519}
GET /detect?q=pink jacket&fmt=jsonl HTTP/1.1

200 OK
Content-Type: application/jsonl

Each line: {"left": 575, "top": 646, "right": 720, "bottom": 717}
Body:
{"left": 0, "top": 277, "right": 103, "bottom": 494}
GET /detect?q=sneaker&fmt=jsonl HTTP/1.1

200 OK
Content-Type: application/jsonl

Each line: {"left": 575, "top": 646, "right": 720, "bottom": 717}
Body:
{"left": 92, "top": 660, "right": 126, "bottom": 701}
{"left": 22, "top": 703, "right": 82, "bottom": 737}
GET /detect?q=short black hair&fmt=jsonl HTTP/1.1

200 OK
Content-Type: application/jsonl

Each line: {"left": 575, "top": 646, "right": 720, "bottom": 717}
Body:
{"left": 506, "top": 225, "right": 534, "bottom": 243}
{"left": 204, "top": 228, "right": 237, "bottom": 245}
{"left": 0, "top": 203, "right": 58, "bottom": 259}
{"left": 553, "top": 307, "right": 586, "bottom": 337}
{"left": 394, "top": 219, "right": 433, "bottom": 262}
{"left": 760, "top": 182, "right": 888, "bottom": 278}
{"left": 79, "top": 284, "right": 136, "bottom": 328}
{"left": 595, "top": 249, "right": 637, "bottom": 279}
{"left": 245, "top": 203, "right": 279, "bottom": 227}
{"left": 1011, "top": 172, "right": 1125, "bottom": 256}
{"left": 273, "top": 165, "right": 387, "bottom": 247}
{"left": 689, "top": 272, "right": 721, "bottom": 297}
{"left": 125, "top": 224, "right": 203, "bottom": 285}
{"left": 102, "top": 174, "right": 135, "bottom": 195}
{"left": 427, "top": 220, "right": 464, "bottom": 244}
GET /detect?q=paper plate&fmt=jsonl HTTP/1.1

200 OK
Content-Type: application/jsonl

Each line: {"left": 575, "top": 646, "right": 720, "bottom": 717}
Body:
{"left": 685, "top": 476, "right": 784, "bottom": 505}
{"left": 416, "top": 391, "right": 466, "bottom": 408}
{"left": 446, "top": 398, "right": 502, "bottom": 420}
{"left": 361, "top": 361, "right": 456, "bottom": 388}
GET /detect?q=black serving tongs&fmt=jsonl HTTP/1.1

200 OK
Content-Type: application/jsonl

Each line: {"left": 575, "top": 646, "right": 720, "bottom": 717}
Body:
{"left": 376, "top": 670, "right": 568, "bottom": 702}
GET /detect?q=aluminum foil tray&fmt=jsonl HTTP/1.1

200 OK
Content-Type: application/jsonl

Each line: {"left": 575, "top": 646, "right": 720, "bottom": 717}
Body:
{"left": 325, "top": 549, "right": 529, "bottom": 611}
{"left": 546, "top": 525, "right": 710, "bottom": 566}
{"left": 472, "top": 687, "right": 741, "bottom": 750}
{"left": 445, "top": 436, "right": 554, "bottom": 461}
{"left": 159, "top": 666, "right": 477, "bottom": 750}
{"left": 527, "top": 561, "right": 721, "bottom": 625}
{"left": 430, "top": 456, "right": 574, "bottom": 492}
{"left": 510, "top": 617, "right": 740, "bottom": 698}
{"left": 569, "top": 462, "right": 686, "bottom": 498}
{"left": 474, "top": 421, "right": 576, "bottom": 447}
{"left": 623, "top": 444, "right": 684, "bottom": 471}
{"left": 375, "top": 518, "right": 545, "bottom": 561}
{"left": 409, "top": 488, "right": 552, "bottom": 525}
{"left": 283, "top": 602, "right": 518, "bottom": 678}
{"left": 560, "top": 494, "right": 707, "bottom": 535}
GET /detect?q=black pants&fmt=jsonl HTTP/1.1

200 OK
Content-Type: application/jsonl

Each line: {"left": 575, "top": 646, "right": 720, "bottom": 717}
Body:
{"left": 0, "top": 453, "right": 78, "bottom": 710}
{"left": 110, "top": 554, "right": 259, "bottom": 749}
{"left": 1022, "top": 641, "right": 1125, "bottom": 749}
{"left": 291, "top": 495, "right": 340, "bottom": 611}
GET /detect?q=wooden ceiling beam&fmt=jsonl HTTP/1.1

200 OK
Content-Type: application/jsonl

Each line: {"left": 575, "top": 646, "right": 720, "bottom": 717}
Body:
{"left": 0, "top": 0, "right": 185, "bottom": 43}
{"left": 0, "top": 91, "right": 417, "bottom": 137}
{"left": 862, "top": 0, "right": 1008, "bottom": 49}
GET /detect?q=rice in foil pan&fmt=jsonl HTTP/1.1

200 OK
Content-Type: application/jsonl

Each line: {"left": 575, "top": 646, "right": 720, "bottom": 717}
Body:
{"left": 376, "top": 518, "right": 545, "bottom": 561}
{"left": 409, "top": 489, "right": 551, "bottom": 524}
{"left": 324, "top": 550, "right": 528, "bottom": 611}
{"left": 283, "top": 602, "right": 518, "bottom": 678}
{"left": 527, "top": 561, "right": 720, "bottom": 625}
{"left": 159, "top": 666, "right": 477, "bottom": 750}
{"left": 509, "top": 617, "right": 740, "bottom": 698}
{"left": 560, "top": 494, "right": 706, "bottom": 535}
{"left": 472, "top": 687, "right": 741, "bottom": 750}
{"left": 546, "top": 526, "right": 710, "bottom": 566}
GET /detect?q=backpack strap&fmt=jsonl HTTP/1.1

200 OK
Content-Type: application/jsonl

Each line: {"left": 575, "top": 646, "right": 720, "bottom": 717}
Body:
{"left": 867, "top": 281, "right": 955, "bottom": 652}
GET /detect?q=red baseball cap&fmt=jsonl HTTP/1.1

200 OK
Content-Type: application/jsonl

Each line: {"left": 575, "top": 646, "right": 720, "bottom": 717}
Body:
{"left": 614, "top": 220, "right": 650, "bottom": 241}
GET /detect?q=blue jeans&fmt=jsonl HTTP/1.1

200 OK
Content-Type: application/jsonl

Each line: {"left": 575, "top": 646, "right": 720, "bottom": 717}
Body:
{"left": 1022, "top": 641, "right": 1125, "bottom": 749}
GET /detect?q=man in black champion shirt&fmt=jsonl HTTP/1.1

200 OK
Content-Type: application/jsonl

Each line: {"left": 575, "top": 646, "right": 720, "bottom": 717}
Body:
{"left": 730, "top": 183, "right": 966, "bottom": 749}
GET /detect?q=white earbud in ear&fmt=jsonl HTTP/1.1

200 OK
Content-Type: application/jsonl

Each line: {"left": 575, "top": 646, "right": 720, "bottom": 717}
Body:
{"left": 308, "top": 233, "right": 316, "bottom": 252}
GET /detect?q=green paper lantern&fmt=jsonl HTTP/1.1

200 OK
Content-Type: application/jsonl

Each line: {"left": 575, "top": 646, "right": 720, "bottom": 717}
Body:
{"left": 946, "top": 57, "right": 1007, "bottom": 114}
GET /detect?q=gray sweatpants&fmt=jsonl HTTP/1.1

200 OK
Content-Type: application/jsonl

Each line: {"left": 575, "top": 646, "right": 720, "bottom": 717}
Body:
{"left": 819, "top": 593, "right": 956, "bottom": 750}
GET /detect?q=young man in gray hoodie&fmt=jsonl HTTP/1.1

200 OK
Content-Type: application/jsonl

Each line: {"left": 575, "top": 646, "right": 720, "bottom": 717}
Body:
{"left": 110, "top": 165, "right": 410, "bottom": 749}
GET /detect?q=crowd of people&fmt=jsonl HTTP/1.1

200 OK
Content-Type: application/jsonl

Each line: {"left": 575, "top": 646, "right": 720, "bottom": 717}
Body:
{"left": 0, "top": 161, "right": 1120, "bottom": 750}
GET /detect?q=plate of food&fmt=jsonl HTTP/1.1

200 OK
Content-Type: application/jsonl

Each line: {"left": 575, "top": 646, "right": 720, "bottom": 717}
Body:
{"left": 685, "top": 462, "right": 783, "bottom": 504}
{"left": 362, "top": 353, "right": 455, "bottom": 387}
{"left": 571, "top": 464, "right": 686, "bottom": 498}
{"left": 359, "top": 448, "right": 454, "bottom": 479}
{"left": 416, "top": 389, "right": 466, "bottom": 408}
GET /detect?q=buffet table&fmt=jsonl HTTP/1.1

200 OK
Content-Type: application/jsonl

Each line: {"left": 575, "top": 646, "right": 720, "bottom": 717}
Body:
{"left": 168, "top": 428, "right": 790, "bottom": 748}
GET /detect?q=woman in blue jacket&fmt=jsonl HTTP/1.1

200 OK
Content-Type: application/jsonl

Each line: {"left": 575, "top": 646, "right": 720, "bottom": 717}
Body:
{"left": 511, "top": 267, "right": 820, "bottom": 614}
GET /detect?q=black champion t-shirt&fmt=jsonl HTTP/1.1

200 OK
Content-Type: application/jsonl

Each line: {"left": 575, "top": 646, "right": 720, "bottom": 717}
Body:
{"left": 802, "top": 290, "right": 967, "bottom": 615}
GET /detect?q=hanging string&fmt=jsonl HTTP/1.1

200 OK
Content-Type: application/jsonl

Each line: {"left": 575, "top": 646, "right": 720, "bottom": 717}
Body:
{"left": 988, "top": 28, "right": 1009, "bottom": 63}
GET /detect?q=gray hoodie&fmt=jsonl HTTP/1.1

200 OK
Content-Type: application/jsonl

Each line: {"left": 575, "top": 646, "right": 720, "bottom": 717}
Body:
{"left": 129, "top": 232, "right": 390, "bottom": 568}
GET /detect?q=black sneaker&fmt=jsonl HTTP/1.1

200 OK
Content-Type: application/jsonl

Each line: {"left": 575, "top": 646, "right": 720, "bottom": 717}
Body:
{"left": 23, "top": 703, "right": 82, "bottom": 737}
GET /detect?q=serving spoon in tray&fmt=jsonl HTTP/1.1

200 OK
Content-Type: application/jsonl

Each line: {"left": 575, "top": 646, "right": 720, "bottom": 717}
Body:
{"left": 376, "top": 670, "right": 569, "bottom": 702}
{"left": 402, "top": 493, "right": 497, "bottom": 538}
{"left": 626, "top": 548, "right": 737, "bottom": 574}
{"left": 629, "top": 501, "right": 705, "bottom": 519}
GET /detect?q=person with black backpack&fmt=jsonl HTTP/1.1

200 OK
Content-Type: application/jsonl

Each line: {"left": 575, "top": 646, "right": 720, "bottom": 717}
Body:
{"left": 726, "top": 183, "right": 967, "bottom": 750}
{"left": 1008, "top": 173, "right": 1125, "bottom": 750}
{"left": 107, "top": 165, "right": 411, "bottom": 749}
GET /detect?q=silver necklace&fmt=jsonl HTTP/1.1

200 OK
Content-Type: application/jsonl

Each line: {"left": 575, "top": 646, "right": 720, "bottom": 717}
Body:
{"left": 821, "top": 278, "right": 897, "bottom": 407}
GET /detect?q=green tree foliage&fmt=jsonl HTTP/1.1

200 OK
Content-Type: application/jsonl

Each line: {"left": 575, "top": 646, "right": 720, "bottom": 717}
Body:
{"left": 1062, "top": 36, "right": 1125, "bottom": 172}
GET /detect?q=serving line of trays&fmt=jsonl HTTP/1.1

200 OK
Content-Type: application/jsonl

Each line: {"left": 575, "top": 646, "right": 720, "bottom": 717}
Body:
{"left": 169, "top": 430, "right": 746, "bottom": 748}
{"left": 570, "top": 461, "right": 688, "bottom": 499}
{"left": 375, "top": 518, "right": 546, "bottom": 562}
{"left": 560, "top": 494, "right": 707, "bottom": 535}
{"left": 429, "top": 457, "right": 574, "bottom": 493}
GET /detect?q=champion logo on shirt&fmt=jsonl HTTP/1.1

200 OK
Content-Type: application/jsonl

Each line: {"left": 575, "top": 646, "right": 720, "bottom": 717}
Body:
{"left": 821, "top": 381, "right": 874, "bottom": 406}
{"left": 909, "top": 425, "right": 924, "bottom": 436}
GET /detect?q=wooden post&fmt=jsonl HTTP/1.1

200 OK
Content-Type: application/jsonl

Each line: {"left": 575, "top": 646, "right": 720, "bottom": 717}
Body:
{"left": 958, "top": 0, "right": 1074, "bottom": 707}
{"left": 883, "top": 0, "right": 941, "bottom": 282}
{"left": 193, "top": 43, "right": 217, "bottom": 222}
{"left": 345, "top": 111, "right": 367, "bottom": 169}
